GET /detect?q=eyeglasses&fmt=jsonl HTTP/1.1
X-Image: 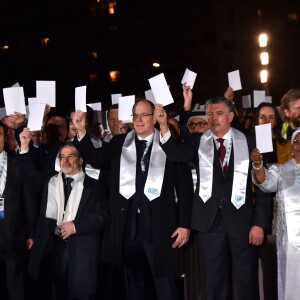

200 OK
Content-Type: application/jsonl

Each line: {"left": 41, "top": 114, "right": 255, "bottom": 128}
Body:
{"left": 188, "top": 122, "right": 208, "bottom": 129}
{"left": 131, "top": 113, "right": 154, "bottom": 120}
{"left": 59, "top": 154, "right": 78, "bottom": 160}
{"left": 293, "top": 139, "right": 300, "bottom": 145}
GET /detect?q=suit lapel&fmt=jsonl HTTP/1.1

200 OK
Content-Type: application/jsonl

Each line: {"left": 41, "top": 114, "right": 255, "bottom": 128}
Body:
{"left": 75, "top": 180, "right": 92, "bottom": 218}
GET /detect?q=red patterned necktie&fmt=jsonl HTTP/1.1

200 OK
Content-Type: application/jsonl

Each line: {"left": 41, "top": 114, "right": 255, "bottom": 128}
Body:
{"left": 217, "top": 138, "right": 227, "bottom": 174}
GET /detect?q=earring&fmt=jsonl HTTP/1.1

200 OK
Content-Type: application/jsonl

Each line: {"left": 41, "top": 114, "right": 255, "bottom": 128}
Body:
{"left": 292, "top": 151, "right": 294, "bottom": 156}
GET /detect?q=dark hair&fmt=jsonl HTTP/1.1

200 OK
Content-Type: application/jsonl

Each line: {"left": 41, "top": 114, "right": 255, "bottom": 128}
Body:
{"left": 58, "top": 141, "right": 81, "bottom": 158}
{"left": 107, "top": 104, "right": 119, "bottom": 118}
{"left": 279, "top": 89, "right": 300, "bottom": 121}
{"left": 253, "top": 102, "right": 286, "bottom": 145}
{"left": 205, "top": 96, "right": 235, "bottom": 114}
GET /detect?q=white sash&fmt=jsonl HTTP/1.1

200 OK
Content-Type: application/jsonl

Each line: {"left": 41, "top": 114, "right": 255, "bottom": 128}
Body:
{"left": 119, "top": 129, "right": 166, "bottom": 201}
{"left": 281, "top": 159, "right": 300, "bottom": 250}
{"left": 46, "top": 170, "right": 84, "bottom": 226}
{"left": 199, "top": 128, "right": 249, "bottom": 209}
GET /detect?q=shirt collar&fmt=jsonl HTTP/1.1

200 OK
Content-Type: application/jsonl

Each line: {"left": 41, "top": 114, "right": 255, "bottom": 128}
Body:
{"left": 212, "top": 128, "right": 232, "bottom": 143}
{"left": 137, "top": 132, "right": 154, "bottom": 145}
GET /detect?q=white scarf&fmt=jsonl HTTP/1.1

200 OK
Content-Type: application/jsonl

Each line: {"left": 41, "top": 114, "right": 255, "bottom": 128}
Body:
{"left": 0, "top": 151, "right": 7, "bottom": 196}
{"left": 46, "top": 170, "right": 85, "bottom": 226}
{"left": 119, "top": 129, "right": 166, "bottom": 201}
{"left": 199, "top": 128, "right": 249, "bottom": 209}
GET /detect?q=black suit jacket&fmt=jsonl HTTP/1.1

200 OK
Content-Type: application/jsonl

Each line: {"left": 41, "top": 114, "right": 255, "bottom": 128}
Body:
{"left": 161, "top": 129, "right": 271, "bottom": 236}
{"left": 28, "top": 174, "right": 108, "bottom": 298}
{"left": 0, "top": 152, "right": 38, "bottom": 257}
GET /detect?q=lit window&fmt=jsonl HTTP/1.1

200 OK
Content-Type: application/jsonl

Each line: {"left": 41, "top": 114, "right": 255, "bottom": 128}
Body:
{"left": 108, "top": 1, "right": 116, "bottom": 15}
{"left": 1, "top": 45, "right": 9, "bottom": 50}
{"left": 109, "top": 70, "right": 120, "bottom": 82}
{"left": 152, "top": 62, "right": 160, "bottom": 68}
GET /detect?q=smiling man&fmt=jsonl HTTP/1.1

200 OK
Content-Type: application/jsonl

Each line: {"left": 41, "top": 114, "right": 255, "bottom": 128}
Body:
{"left": 17, "top": 136, "right": 109, "bottom": 300}
{"left": 157, "top": 96, "right": 270, "bottom": 300}
{"left": 72, "top": 99, "right": 193, "bottom": 300}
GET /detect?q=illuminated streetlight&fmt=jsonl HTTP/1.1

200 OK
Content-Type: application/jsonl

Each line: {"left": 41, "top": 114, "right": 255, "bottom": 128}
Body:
{"left": 260, "top": 70, "right": 268, "bottom": 83}
{"left": 260, "top": 52, "right": 269, "bottom": 65}
{"left": 259, "top": 34, "right": 268, "bottom": 47}
{"left": 153, "top": 62, "right": 160, "bottom": 68}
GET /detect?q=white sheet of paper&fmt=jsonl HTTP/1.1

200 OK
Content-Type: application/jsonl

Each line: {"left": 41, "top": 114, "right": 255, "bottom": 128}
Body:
{"left": 148, "top": 73, "right": 174, "bottom": 106}
{"left": 75, "top": 86, "right": 87, "bottom": 112}
{"left": 11, "top": 82, "right": 20, "bottom": 87}
{"left": 144, "top": 89, "right": 156, "bottom": 104}
{"left": 228, "top": 70, "right": 242, "bottom": 91}
{"left": 255, "top": 123, "right": 273, "bottom": 153}
{"left": 265, "top": 96, "right": 272, "bottom": 103}
{"left": 3, "top": 87, "right": 26, "bottom": 115}
{"left": 25, "top": 105, "right": 29, "bottom": 119}
{"left": 242, "top": 95, "right": 252, "bottom": 108}
{"left": 253, "top": 90, "right": 266, "bottom": 107}
{"left": 111, "top": 93, "right": 122, "bottom": 105}
{"left": 87, "top": 102, "right": 102, "bottom": 111}
{"left": 36, "top": 81, "right": 56, "bottom": 107}
{"left": 27, "top": 103, "right": 46, "bottom": 131}
{"left": 118, "top": 95, "right": 135, "bottom": 122}
{"left": 0, "top": 107, "right": 6, "bottom": 119}
{"left": 181, "top": 68, "right": 197, "bottom": 89}
{"left": 192, "top": 103, "right": 205, "bottom": 112}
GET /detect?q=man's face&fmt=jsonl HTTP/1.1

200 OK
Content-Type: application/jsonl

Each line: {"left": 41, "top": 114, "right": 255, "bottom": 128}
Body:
{"left": 59, "top": 146, "right": 83, "bottom": 176}
{"left": 133, "top": 101, "right": 155, "bottom": 138}
{"left": 285, "top": 98, "right": 300, "bottom": 128}
{"left": 0, "top": 126, "right": 5, "bottom": 153}
{"left": 31, "top": 131, "right": 42, "bottom": 145}
{"left": 47, "top": 116, "right": 68, "bottom": 142}
{"left": 107, "top": 109, "right": 119, "bottom": 136}
{"left": 188, "top": 117, "right": 209, "bottom": 133}
{"left": 206, "top": 103, "right": 234, "bottom": 137}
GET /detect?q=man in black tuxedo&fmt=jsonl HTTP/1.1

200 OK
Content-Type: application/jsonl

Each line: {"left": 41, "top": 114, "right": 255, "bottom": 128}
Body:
{"left": 0, "top": 120, "right": 38, "bottom": 300}
{"left": 156, "top": 97, "right": 271, "bottom": 300}
{"left": 73, "top": 99, "right": 193, "bottom": 300}
{"left": 18, "top": 134, "right": 108, "bottom": 300}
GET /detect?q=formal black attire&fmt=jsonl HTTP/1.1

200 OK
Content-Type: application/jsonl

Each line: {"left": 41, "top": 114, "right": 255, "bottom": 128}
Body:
{"left": 74, "top": 132, "right": 194, "bottom": 300}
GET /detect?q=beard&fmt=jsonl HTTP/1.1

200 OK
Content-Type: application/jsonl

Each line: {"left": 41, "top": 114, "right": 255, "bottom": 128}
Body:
{"left": 291, "top": 118, "right": 300, "bottom": 128}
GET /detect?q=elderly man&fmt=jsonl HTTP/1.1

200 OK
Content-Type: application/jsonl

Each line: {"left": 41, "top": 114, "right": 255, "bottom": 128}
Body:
{"left": 19, "top": 130, "right": 108, "bottom": 300}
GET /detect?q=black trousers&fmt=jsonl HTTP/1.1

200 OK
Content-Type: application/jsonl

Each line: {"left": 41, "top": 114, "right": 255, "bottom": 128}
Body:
{"left": 123, "top": 215, "right": 178, "bottom": 300}
{"left": 199, "top": 210, "right": 260, "bottom": 300}
{"left": 0, "top": 254, "right": 26, "bottom": 300}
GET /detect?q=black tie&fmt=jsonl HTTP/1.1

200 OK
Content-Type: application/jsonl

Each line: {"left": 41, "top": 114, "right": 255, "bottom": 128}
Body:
{"left": 65, "top": 177, "right": 74, "bottom": 208}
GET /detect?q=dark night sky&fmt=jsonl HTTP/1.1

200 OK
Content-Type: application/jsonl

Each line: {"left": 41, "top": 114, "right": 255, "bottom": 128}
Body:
{"left": 0, "top": 0, "right": 300, "bottom": 112}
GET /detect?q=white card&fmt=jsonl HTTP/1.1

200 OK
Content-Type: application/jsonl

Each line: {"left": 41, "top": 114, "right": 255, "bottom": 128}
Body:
{"left": 255, "top": 123, "right": 273, "bottom": 153}
{"left": 148, "top": 73, "right": 174, "bottom": 106}
{"left": 36, "top": 81, "right": 56, "bottom": 107}
{"left": 181, "top": 68, "right": 197, "bottom": 89}
{"left": 228, "top": 70, "right": 242, "bottom": 91}
{"left": 118, "top": 95, "right": 135, "bottom": 122}
{"left": 87, "top": 102, "right": 102, "bottom": 111}
{"left": 242, "top": 95, "right": 252, "bottom": 108}
{"left": 144, "top": 89, "right": 156, "bottom": 104}
{"left": 111, "top": 93, "right": 122, "bottom": 105}
{"left": 27, "top": 103, "right": 46, "bottom": 131}
{"left": 253, "top": 90, "right": 266, "bottom": 107}
{"left": 75, "top": 86, "right": 87, "bottom": 112}
{"left": 0, "top": 107, "right": 7, "bottom": 119}
{"left": 3, "top": 86, "right": 26, "bottom": 115}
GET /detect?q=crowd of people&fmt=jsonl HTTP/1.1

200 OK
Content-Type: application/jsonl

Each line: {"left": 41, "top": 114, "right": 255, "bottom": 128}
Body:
{"left": 0, "top": 84, "right": 300, "bottom": 300}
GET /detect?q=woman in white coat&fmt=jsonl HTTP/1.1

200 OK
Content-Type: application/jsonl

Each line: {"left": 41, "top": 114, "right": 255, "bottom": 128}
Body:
{"left": 251, "top": 128, "right": 300, "bottom": 300}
